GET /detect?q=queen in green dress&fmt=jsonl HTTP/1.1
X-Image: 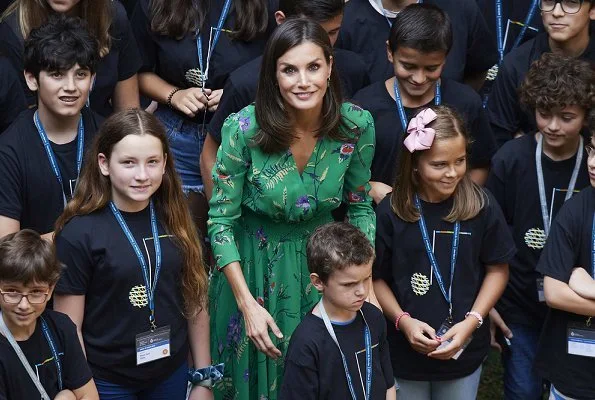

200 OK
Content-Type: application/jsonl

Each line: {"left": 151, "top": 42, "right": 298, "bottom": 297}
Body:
{"left": 207, "top": 18, "right": 376, "bottom": 400}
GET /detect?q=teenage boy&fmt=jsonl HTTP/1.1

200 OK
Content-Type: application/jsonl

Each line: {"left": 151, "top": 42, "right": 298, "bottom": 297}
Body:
{"left": 353, "top": 3, "right": 497, "bottom": 204}
{"left": 336, "top": 0, "right": 498, "bottom": 89}
{"left": 200, "top": 0, "right": 370, "bottom": 199}
{"left": 488, "top": 0, "right": 595, "bottom": 146}
{"left": 0, "top": 15, "right": 101, "bottom": 239}
{"left": 487, "top": 53, "right": 593, "bottom": 400}
{"left": 280, "top": 222, "right": 396, "bottom": 400}
{"left": 0, "top": 229, "right": 98, "bottom": 399}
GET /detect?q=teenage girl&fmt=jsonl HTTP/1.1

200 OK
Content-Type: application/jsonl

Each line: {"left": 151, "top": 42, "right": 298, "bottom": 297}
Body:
{"left": 373, "top": 106, "right": 515, "bottom": 399}
{"left": 52, "top": 109, "right": 212, "bottom": 400}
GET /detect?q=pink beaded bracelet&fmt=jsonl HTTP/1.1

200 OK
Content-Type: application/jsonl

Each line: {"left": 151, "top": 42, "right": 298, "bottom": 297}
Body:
{"left": 395, "top": 312, "right": 411, "bottom": 331}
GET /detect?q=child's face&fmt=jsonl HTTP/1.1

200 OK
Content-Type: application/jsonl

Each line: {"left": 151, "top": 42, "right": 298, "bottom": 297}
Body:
{"left": 536, "top": 105, "right": 586, "bottom": 151}
{"left": 318, "top": 13, "right": 343, "bottom": 47}
{"left": 98, "top": 134, "right": 167, "bottom": 212}
{"left": 317, "top": 262, "right": 372, "bottom": 315}
{"left": 0, "top": 281, "right": 53, "bottom": 332}
{"left": 388, "top": 46, "right": 446, "bottom": 100}
{"left": 542, "top": 1, "right": 595, "bottom": 44}
{"left": 416, "top": 134, "right": 467, "bottom": 203}
{"left": 25, "top": 63, "right": 93, "bottom": 120}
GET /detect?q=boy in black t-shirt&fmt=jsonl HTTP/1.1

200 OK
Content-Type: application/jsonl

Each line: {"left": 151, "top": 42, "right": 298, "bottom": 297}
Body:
{"left": 487, "top": 53, "right": 593, "bottom": 400}
{"left": 0, "top": 16, "right": 101, "bottom": 239}
{"left": 0, "top": 229, "right": 97, "bottom": 399}
{"left": 280, "top": 222, "right": 396, "bottom": 400}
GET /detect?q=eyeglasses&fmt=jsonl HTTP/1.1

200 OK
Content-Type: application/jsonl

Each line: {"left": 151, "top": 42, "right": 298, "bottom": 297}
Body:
{"left": 539, "top": 0, "right": 585, "bottom": 14}
{"left": 585, "top": 144, "right": 595, "bottom": 159}
{"left": 0, "top": 290, "right": 49, "bottom": 304}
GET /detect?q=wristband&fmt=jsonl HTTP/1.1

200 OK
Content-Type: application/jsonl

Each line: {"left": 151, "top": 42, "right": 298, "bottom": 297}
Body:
{"left": 395, "top": 312, "right": 411, "bottom": 331}
{"left": 166, "top": 87, "right": 181, "bottom": 109}
{"left": 188, "top": 363, "right": 224, "bottom": 388}
{"left": 465, "top": 311, "right": 483, "bottom": 329}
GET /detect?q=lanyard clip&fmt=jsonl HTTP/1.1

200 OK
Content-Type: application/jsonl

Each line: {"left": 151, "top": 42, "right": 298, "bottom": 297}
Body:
{"left": 587, "top": 317, "right": 592, "bottom": 327}
{"left": 149, "top": 311, "right": 157, "bottom": 332}
{"left": 448, "top": 304, "right": 453, "bottom": 324}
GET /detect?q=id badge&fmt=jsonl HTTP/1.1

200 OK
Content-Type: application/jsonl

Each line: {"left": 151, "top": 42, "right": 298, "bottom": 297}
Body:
{"left": 436, "top": 318, "right": 472, "bottom": 360}
{"left": 567, "top": 322, "right": 595, "bottom": 358}
{"left": 135, "top": 326, "right": 171, "bottom": 365}
{"left": 536, "top": 277, "right": 545, "bottom": 303}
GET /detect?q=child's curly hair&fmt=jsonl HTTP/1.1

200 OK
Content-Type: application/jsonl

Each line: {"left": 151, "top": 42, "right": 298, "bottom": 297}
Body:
{"left": 520, "top": 52, "right": 595, "bottom": 112}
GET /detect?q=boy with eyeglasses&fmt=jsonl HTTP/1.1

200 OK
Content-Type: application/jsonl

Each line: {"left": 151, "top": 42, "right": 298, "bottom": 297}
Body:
{"left": 0, "top": 229, "right": 98, "bottom": 400}
{"left": 488, "top": 0, "right": 595, "bottom": 147}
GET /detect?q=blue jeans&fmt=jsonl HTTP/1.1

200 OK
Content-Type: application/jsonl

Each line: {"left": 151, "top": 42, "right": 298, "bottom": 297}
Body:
{"left": 154, "top": 106, "right": 205, "bottom": 192}
{"left": 396, "top": 365, "right": 482, "bottom": 400}
{"left": 94, "top": 362, "right": 188, "bottom": 400}
{"left": 502, "top": 323, "right": 543, "bottom": 400}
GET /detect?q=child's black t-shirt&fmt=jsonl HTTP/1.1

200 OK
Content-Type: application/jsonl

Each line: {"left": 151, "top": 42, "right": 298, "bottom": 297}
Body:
{"left": 0, "top": 1, "right": 142, "bottom": 117}
{"left": 0, "top": 310, "right": 93, "bottom": 400}
{"left": 486, "top": 134, "right": 590, "bottom": 328}
{"left": 0, "top": 55, "right": 26, "bottom": 133}
{"left": 534, "top": 186, "right": 595, "bottom": 399}
{"left": 374, "top": 189, "right": 515, "bottom": 380}
{"left": 280, "top": 302, "right": 394, "bottom": 400}
{"left": 336, "top": 0, "right": 498, "bottom": 84}
{"left": 54, "top": 204, "right": 188, "bottom": 387}
{"left": 0, "top": 108, "right": 101, "bottom": 234}
{"left": 487, "top": 32, "right": 595, "bottom": 146}
{"left": 352, "top": 79, "right": 496, "bottom": 186}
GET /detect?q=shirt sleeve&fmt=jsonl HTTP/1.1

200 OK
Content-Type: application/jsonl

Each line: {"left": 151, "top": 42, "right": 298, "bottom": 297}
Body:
{"left": 487, "top": 57, "right": 522, "bottom": 147}
{"left": 373, "top": 198, "right": 395, "bottom": 284}
{"left": 207, "top": 111, "right": 252, "bottom": 269}
{"left": 54, "top": 224, "right": 95, "bottom": 295}
{"left": 130, "top": 0, "right": 157, "bottom": 73}
{"left": 485, "top": 148, "right": 512, "bottom": 225}
{"left": 343, "top": 106, "right": 377, "bottom": 244}
{"left": 0, "top": 139, "right": 23, "bottom": 221}
{"left": 463, "top": 0, "right": 498, "bottom": 75}
{"left": 60, "top": 315, "right": 93, "bottom": 390}
{"left": 480, "top": 190, "right": 517, "bottom": 265}
{"left": 112, "top": 1, "right": 142, "bottom": 81}
{"left": 279, "top": 337, "right": 319, "bottom": 400}
{"left": 377, "top": 310, "right": 395, "bottom": 390}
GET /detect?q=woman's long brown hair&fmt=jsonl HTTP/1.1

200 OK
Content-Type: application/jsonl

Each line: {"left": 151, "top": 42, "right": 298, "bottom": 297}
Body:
{"left": 55, "top": 109, "right": 208, "bottom": 316}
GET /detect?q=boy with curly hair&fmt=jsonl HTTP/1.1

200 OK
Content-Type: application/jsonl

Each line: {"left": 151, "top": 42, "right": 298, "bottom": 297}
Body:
{"left": 485, "top": 52, "right": 595, "bottom": 400}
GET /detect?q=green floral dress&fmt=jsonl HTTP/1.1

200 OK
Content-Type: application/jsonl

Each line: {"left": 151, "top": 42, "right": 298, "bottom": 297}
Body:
{"left": 207, "top": 103, "right": 376, "bottom": 400}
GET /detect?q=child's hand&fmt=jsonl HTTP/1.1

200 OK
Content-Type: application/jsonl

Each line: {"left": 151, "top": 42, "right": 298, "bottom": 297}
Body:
{"left": 398, "top": 316, "right": 440, "bottom": 354}
{"left": 569, "top": 267, "right": 595, "bottom": 300}
{"left": 428, "top": 317, "right": 476, "bottom": 360}
{"left": 54, "top": 389, "right": 76, "bottom": 400}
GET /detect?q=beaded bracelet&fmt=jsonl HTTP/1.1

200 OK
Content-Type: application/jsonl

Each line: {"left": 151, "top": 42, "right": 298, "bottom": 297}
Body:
{"left": 188, "top": 363, "right": 224, "bottom": 388}
{"left": 395, "top": 312, "right": 411, "bottom": 331}
{"left": 465, "top": 311, "right": 483, "bottom": 329}
{"left": 166, "top": 87, "right": 181, "bottom": 109}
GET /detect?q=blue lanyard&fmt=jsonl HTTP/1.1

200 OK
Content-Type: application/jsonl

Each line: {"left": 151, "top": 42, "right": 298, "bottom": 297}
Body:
{"left": 380, "top": 0, "right": 422, "bottom": 26}
{"left": 495, "top": 0, "right": 539, "bottom": 63}
{"left": 109, "top": 200, "right": 162, "bottom": 329}
{"left": 414, "top": 194, "right": 460, "bottom": 320}
{"left": 393, "top": 79, "right": 441, "bottom": 132}
{"left": 196, "top": 0, "right": 233, "bottom": 84}
{"left": 33, "top": 111, "right": 84, "bottom": 207}
{"left": 40, "top": 317, "right": 63, "bottom": 391}
{"left": 318, "top": 299, "right": 372, "bottom": 400}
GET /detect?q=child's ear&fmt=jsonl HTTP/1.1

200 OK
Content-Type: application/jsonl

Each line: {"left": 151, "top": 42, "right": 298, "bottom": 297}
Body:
{"left": 274, "top": 11, "right": 286, "bottom": 26}
{"left": 24, "top": 71, "right": 38, "bottom": 91}
{"left": 310, "top": 273, "right": 325, "bottom": 292}
{"left": 386, "top": 41, "right": 394, "bottom": 64}
{"left": 98, "top": 153, "right": 110, "bottom": 177}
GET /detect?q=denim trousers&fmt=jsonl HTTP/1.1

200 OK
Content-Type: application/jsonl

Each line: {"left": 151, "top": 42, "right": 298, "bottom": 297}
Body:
{"left": 502, "top": 323, "right": 544, "bottom": 400}
{"left": 396, "top": 365, "right": 482, "bottom": 400}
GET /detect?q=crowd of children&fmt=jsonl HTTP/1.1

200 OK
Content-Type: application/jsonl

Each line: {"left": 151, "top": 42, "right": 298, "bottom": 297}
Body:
{"left": 0, "top": 0, "right": 594, "bottom": 399}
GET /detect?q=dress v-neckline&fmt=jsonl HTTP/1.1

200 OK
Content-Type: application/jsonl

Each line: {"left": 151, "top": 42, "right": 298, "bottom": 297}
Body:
{"left": 290, "top": 139, "right": 321, "bottom": 178}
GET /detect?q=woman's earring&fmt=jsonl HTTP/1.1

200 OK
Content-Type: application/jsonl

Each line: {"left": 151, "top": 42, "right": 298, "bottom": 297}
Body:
{"left": 327, "top": 77, "right": 331, "bottom": 85}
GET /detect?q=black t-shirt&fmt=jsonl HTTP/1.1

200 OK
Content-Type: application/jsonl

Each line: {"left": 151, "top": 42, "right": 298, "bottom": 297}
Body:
{"left": 208, "top": 49, "right": 370, "bottom": 143}
{"left": 336, "top": 0, "right": 498, "bottom": 84}
{"left": 0, "top": 1, "right": 142, "bottom": 117}
{"left": 352, "top": 79, "right": 496, "bottom": 185}
{"left": 54, "top": 204, "right": 189, "bottom": 387}
{"left": 280, "top": 302, "right": 394, "bottom": 399}
{"left": 373, "top": 190, "right": 515, "bottom": 380}
{"left": 486, "top": 134, "right": 590, "bottom": 328}
{"left": 0, "top": 107, "right": 101, "bottom": 234}
{"left": 534, "top": 186, "right": 595, "bottom": 399}
{"left": 0, "top": 55, "right": 26, "bottom": 133}
{"left": 0, "top": 310, "right": 93, "bottom": 400}
{"left": 487, "top": 32, "right": 595, "bottom": 146}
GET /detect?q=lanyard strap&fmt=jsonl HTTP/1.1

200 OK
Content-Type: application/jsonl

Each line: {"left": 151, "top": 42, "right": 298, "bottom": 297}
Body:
{"left": 495, "top": 0, "right": 539, "bottom": 63}
{"left": 109, "top": 200, "right": 162, "bottom": 329}
{"left": 414, "top": 194, "right": 459, "bottom": 320}
{"left": 318, "top": 299, "right": 372, "bottom": 400}
{"left": 535, "top": 134, "right": 583, "bottom": 237}
{"left": 393, "top": 79, "right": 441, "bottom": 132}
{"left": 0, "top": 312, "right": 52, "bottom": 400}
{"left": 196, "top": 0, "right": 233, "bottom": 84}
{"left": 34, "top": 111, "right": 84, "bottom": 207}
{"left": 40, "top": 317, "right": 63, "bottom": 390}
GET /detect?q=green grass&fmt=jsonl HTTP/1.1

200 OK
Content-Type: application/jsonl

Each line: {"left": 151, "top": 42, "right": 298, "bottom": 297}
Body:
{"left": 477, "top": 349, "right": 505, "bottom": 400}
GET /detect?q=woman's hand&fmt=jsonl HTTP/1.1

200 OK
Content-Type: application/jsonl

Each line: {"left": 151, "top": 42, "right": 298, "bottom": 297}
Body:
{"left": 170, "top": 88, "right": 211, "bottom": 118}
{"left": 368, "top": 181, "right": 392, "bottom": 205}
{"left": 240, "top": 299, "right": 283, "bottom": 359}
{"left": 188, "top": 385, "right": 214, "bottom": 400}
{"left": 398, "top": 316, "right": 440, "bottom": 354}
{"left": 428, "top": 317, "right": 477, "bottom": 360}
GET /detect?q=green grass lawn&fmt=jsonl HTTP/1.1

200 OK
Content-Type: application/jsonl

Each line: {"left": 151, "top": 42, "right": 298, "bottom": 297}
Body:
{"left": 478, "top": 349, "right": 504, "bottom": 400}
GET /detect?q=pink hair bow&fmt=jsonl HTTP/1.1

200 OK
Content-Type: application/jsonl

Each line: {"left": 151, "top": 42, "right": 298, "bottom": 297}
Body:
{"left": 403, "top": 108, "right": 438, "bottom": 153}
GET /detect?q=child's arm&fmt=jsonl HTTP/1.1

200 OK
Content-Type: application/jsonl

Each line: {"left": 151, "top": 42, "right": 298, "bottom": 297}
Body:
{"left": 386, "top": 384, "right": 397, "bottom": 400}
{"left": 53, "top": 295, "right": 86, "bottom": 356}
{"left": 545, "top": 275, "right": 595, "bottom": 316}
{"left": 187, "top": 308, "right": 214, "bottom": 400}
{"left": 57, "top": 379, "right": 98, "bottom": 400}
{"left": 568, "top": 267, "right": 595, "bottom": 300}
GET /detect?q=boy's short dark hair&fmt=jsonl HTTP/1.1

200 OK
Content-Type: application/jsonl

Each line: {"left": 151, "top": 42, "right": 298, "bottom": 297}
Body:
{"left": 388, "top": 3, "right": 452, "bottom": 55}
{"left": 278, "top": 0, "right": 344, "bottom": 22}
{"left": 520, "top": 53, "right": 595, "bottom": 112}
{"left": 307, "top": 222, "right": 374, "bottom": 283}
{"left": 0, "top": 230, "right": 63, "bottom": 285}
{"left": 23, "top": 14, "right": 99, "bottom": 78}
